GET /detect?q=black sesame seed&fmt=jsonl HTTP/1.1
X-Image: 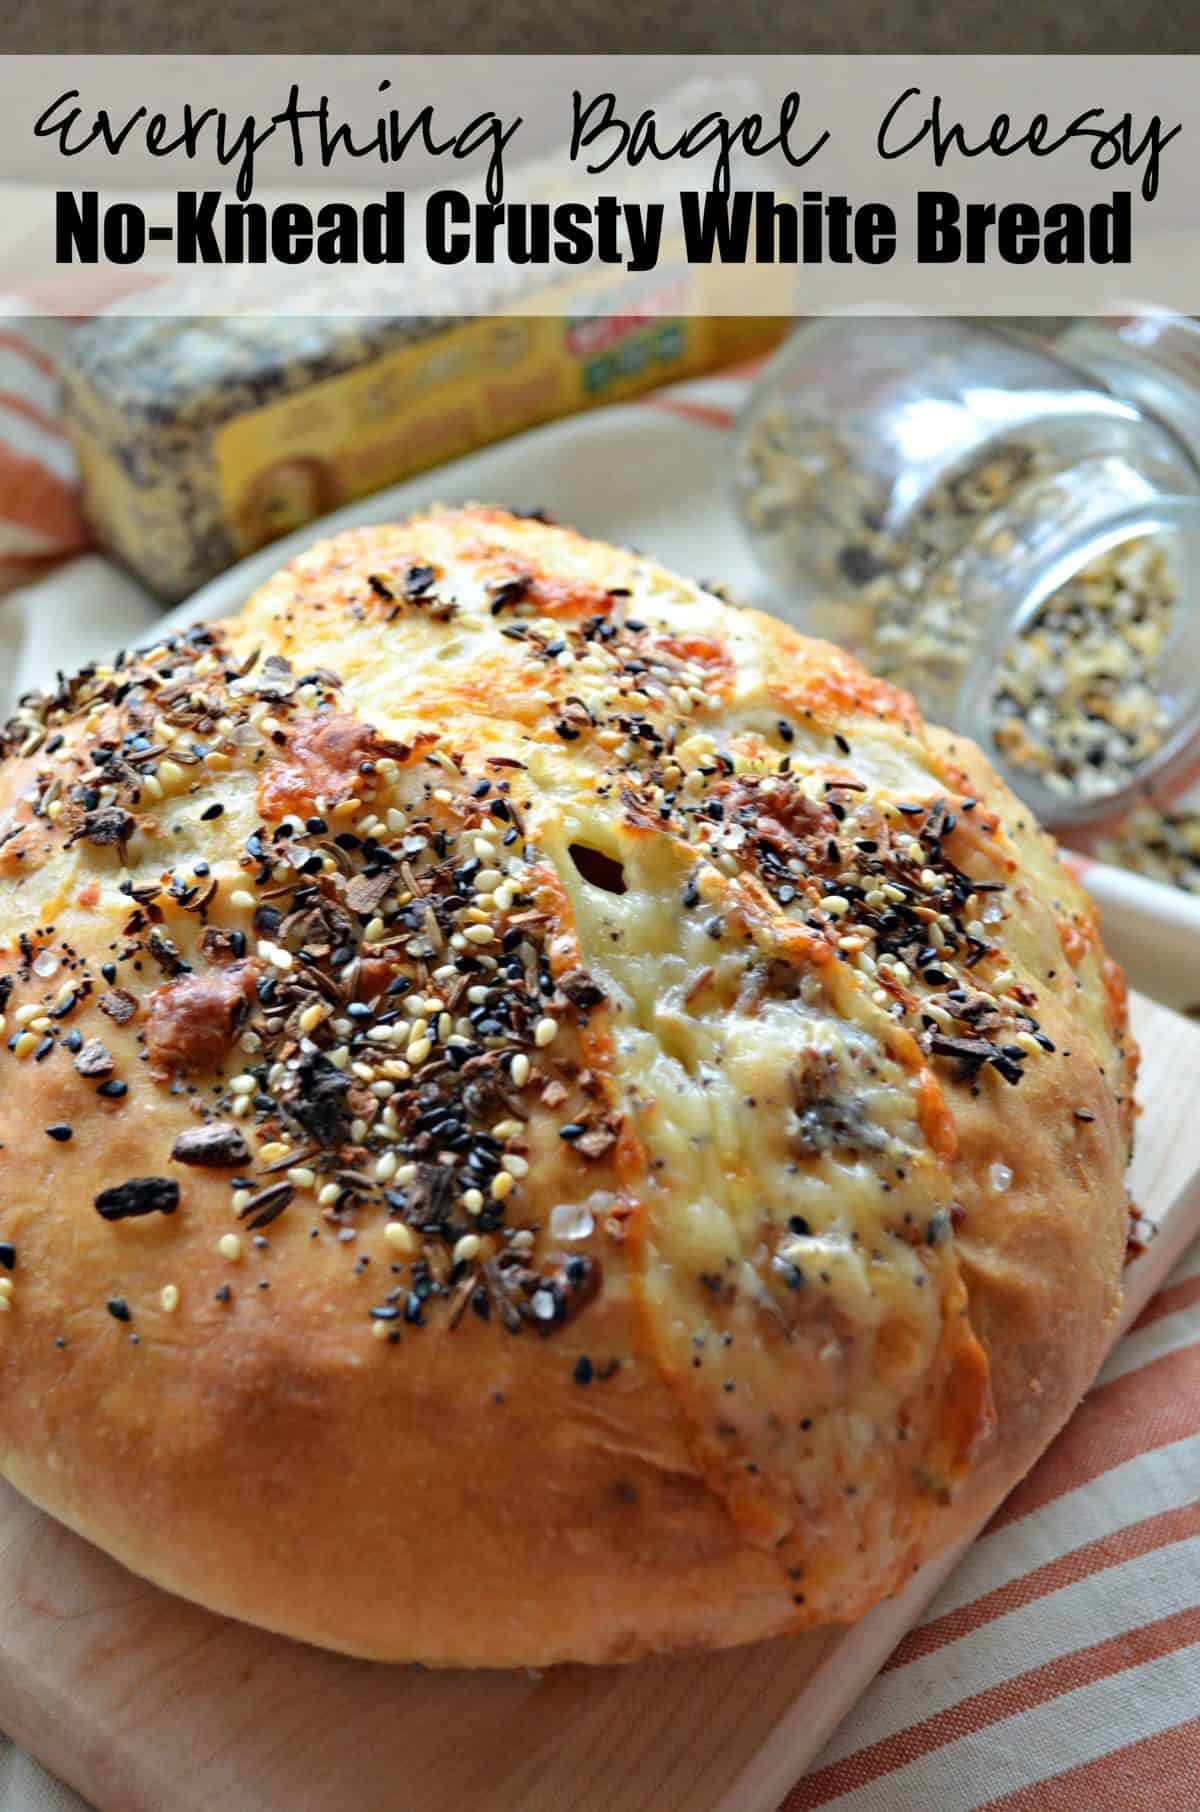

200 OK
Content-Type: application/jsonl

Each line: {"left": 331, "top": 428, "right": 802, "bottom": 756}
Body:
{"left": 97, "top": 1079, "right": 127, "bottom": 1099}
{"left": 46, "top": 1123, "right": 73, "bottom": 1142}
{"left": 0, "top": 1243, "right": 15, "bottom": 1271}
{"left": 573, "top": 1355, "right": 594, "bottom": 1386}
{"left": 106, "top": 1297, "right": 131, "bottom": 1322}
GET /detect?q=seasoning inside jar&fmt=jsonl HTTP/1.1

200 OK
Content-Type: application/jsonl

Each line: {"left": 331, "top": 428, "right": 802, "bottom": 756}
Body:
{"left": 990, "top": 537, "right": 1176, "bottom": 802}
{"left": 1093, "top": 800, "right": 1200, "bottom": 894}
{"left": 734, "top": 317, "right": 1200, "bottom": 839}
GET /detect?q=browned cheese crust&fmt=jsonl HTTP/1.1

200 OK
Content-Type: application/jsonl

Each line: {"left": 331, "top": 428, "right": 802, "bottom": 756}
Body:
{"left": 0, "top": 509, "right": 1135, "bottom": 1664}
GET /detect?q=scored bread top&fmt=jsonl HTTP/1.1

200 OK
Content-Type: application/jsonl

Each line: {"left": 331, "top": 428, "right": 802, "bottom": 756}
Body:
{"left": 0, "top": 507, "right": 1134, "bottom": 1663}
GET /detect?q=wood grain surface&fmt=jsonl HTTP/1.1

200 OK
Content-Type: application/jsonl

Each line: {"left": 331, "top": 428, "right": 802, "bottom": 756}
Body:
{"left": 0, "top": 991, "right": 1196, "bottom": 1812}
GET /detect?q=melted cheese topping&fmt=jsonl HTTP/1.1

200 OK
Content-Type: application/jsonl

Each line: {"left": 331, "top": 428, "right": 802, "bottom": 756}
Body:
{"left": 545, "top": 808, "right": 984, "bottom": 1617}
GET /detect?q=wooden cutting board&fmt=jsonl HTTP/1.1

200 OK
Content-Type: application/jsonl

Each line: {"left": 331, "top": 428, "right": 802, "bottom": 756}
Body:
{"left": 1, "top": 991, "right": 1197, "bottom": 1812}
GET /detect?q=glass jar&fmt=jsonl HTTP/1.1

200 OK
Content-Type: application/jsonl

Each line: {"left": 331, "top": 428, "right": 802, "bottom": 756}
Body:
{"left": 732, "top": 315, "right": 1200, "bottom": 836}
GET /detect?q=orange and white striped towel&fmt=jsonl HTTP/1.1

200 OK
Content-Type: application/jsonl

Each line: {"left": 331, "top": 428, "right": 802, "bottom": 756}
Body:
{"left": 0, "top": 316, "right": 88, "bottom": 589}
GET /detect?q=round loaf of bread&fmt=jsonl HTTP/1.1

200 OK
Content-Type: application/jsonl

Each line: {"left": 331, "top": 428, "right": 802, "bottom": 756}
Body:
{"left": 0, "top": 508, "right": 1135, "bottom": 1665}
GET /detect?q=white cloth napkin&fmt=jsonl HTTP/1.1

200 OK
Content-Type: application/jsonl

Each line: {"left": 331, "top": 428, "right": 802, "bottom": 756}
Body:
{"left": 0, "top": 556, "right": 162, "bottom": 715}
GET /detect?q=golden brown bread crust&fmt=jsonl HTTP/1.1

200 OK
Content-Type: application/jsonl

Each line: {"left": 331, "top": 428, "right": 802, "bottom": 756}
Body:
{"left": 0, "top": 508, "right": 1133, "bottom": 1664}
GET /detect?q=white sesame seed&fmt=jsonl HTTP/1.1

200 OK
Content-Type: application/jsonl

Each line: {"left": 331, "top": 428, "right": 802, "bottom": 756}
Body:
{"left": 160, "top": 1284, "right": 180, "bottom": 1313}
{"left": 463, "top": 924, "right": 495, "bottom": 945}
{"left": 298, "top": 1003, "right": 324, "bottom": 1034}
{"left": 535, "top": 1017, "right": 558, "bottom": 1047}
{"left": 374, "top": 1152, "right": 398, "bottom": 1183}
{"left": 510, "top": 1053, "right": 531, "bottom": 1086}
{"left": 286, "top": 1166, "right": 316, "bottom": 1189}
{"left": 407, "top": 1037, "right": 432, "bottom": 1067}
{"left": 257, "top": 940, "right": 294, "bottom": 971}
{"left": 453, "top": 1233, "right": 483, "bottom": 1265}
{"left": 218, "top": 1234, "right": 242, "bottom": 1261}
{"left": 385, "top": 1221, "right": 418, "bottom": 1256}
{"left": 230, "top": 1074, "right": 257, "bottom": 1095}
{"left": 490, "top": 1171, "right": 515, "bottom": 1200}
{"left": 318, "top": 1183, "right": 341, "bottom": 1206}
